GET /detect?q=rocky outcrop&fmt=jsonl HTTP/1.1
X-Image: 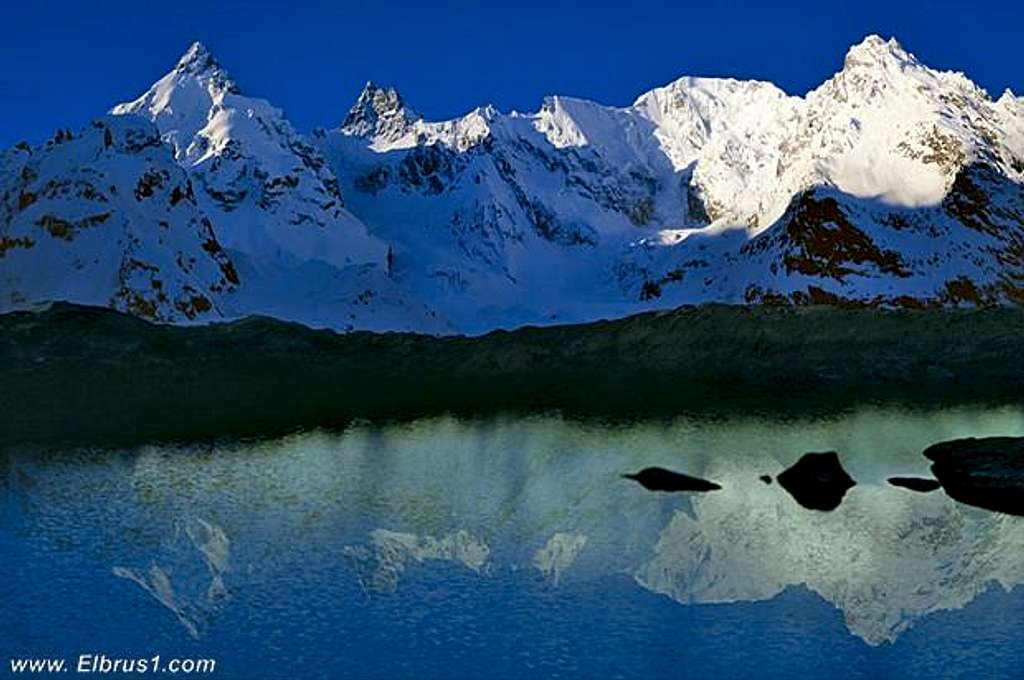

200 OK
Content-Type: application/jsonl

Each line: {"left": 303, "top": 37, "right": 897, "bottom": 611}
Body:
{"left": 924, "top": 437, "right": 1024, "bottom": 515}
{"left": 887, "top": 477, "right": 942, "bottom": 493}
{"left": 623, "top": 467, "right": 722, "bottom": 492}
{"left": 777, "top": 452, "right": 857, "bottom": 511}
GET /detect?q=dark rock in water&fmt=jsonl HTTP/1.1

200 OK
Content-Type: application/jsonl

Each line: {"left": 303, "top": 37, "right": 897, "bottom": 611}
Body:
{"left": 759, "top": 475, "right": 773, "bottom": 485}
{"left": 777, "top": 451, "right": 856, "bottom": 511}
{"left": 924, "top": 437, "right": 1024, "bottom": 515}
{"left": 887, "top": 476, "right": 941, "bottom": 493}
{"left": 623, "top": 467, "right": 722, "bottom": 493}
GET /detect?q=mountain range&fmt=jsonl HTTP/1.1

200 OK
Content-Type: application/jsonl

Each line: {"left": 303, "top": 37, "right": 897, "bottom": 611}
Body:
{"left": 2, "top": 36, "right": 1023, "bottom": 334}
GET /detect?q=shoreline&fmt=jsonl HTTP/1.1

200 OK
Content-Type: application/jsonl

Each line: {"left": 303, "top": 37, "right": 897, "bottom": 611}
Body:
{"left": 3, "top": 302, "right": 1023, "bottom": 446}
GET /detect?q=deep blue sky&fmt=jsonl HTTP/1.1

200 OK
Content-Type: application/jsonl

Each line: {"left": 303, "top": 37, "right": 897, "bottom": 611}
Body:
{"left": 2, "top": 0, "right": 1021, "bottom": 147}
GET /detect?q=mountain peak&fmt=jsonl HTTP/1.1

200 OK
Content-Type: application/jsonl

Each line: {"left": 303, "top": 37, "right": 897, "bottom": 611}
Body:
{"left": 342, "top": 81, "right": 419, "bottom": 140}
{"left": 172, "top": 41, "right": 240, "bottom": 93}
{"left": 176, "top": 41, "right": 211, "bottom": 68}
{"left": 842, "top": 34, "right": 916, "bottom": 71}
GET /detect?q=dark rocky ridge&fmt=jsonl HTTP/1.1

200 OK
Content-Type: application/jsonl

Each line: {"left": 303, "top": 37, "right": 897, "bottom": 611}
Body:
{"left": 2, "top": 302, "right": 1024, "bottom": 446}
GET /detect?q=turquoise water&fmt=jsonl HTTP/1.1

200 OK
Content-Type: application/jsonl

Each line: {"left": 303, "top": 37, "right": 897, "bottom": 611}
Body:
{"left": 5, "top": 407, "right": 1024, "bottom": 678}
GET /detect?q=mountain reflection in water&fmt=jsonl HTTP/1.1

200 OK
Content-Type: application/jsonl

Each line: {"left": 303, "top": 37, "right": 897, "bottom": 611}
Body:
{"left": 4, "top": 406, "right": 1024, "bottom": 677}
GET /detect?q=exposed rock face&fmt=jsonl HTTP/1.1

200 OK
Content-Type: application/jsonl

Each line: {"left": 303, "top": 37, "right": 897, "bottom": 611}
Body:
{"left": 772, "top": 191, "right": 910, "bottom": 281}
{"left": 777, "top": 452, "right": 857, "bottom": 511}
{"left": 623, "top": 467, "right": 722, "bottom": 492}
{"left": 924, "top": 437, "right": 1024, "bottom": 515}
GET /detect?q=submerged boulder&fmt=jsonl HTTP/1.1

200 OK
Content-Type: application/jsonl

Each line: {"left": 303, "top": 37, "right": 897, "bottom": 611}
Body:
{"left": 623, "top": 467, "right": 722, "bottom": 492}
{"left": 777, "top": 451, "right": 856, "bottom": 511}
{"left": 924, "top": 437, "right": 1024, "bottom": 515}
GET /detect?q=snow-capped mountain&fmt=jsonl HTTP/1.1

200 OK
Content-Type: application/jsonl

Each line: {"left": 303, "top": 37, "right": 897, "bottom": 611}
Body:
{"left": 319, "top": 85, "right": 672, "bottom": 330}
{"left": 0, "top": 115, "right": 238, "bottom": 321}
{"left": 107, "top": 42, "right": 448, "bottom": 332}
{"left": 626, "top": 36, "right": 1024, "bottom": 309}
{"left": 111, "top": 42, "right": 384, "bottom": 271}
{"left": 3, "top": 36, "right": 1023, "bottom": 333}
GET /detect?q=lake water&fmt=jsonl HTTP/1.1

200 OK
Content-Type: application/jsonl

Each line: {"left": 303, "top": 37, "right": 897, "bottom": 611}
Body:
{"left": 5, "top": 407, "right": 1024, "bottom": 678}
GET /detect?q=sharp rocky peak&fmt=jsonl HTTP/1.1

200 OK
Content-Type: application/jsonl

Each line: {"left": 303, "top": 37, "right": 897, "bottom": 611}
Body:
{"left": 172, "top": 41, "right": 240, "bottom": 94}
{"left": 342, "top": 81, "right": 419, "bottom": 140}
{"left": 809, "top": 34, "right": 941, "bottom": 107}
